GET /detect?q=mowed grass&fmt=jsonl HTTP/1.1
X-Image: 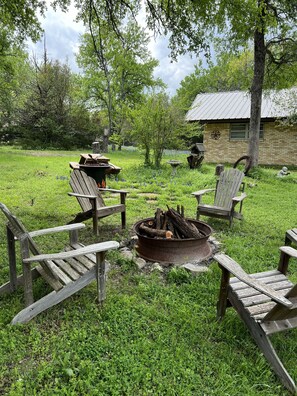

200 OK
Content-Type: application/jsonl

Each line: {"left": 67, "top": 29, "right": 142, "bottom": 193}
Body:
{"left": 0, "top": 146, "right": 297, "bottom": 395}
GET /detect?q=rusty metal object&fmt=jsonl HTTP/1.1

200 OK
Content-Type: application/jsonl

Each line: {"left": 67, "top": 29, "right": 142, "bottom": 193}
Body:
{"left": 69, "top": 153, "right": 121, "bottom": 188}
{"left": 134, "top": 218, "right": 212, "bottom": 265}
{"left": 233, "top": 155, "right": 252, "bottom": 175}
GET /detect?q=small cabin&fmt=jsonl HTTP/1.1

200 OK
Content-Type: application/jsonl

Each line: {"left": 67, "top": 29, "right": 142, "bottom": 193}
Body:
{"left": 186, "top": 89, "right": 297, "bottom": 166}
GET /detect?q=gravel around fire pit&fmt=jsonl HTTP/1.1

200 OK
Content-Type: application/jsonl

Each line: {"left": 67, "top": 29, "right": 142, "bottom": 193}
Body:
{"left": 119, "top": 235, "right": 221, "bottom": 276}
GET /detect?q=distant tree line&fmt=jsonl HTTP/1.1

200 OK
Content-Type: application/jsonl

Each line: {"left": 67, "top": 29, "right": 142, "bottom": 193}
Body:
{"left": 1, "top": 0, "right": 297, "bottom": 168}
{"left": 0, "top": 0, "right": 199, "bottom": 165}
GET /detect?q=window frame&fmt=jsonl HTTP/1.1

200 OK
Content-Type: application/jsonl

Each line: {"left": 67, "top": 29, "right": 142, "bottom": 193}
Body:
{"left": 230, "top": 122, "right": 264, "bottom": 141}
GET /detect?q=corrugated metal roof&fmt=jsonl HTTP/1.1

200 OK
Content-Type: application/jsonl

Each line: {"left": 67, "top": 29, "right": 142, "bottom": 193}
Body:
{"left": 186, "top": 89, "right": 296, "bottom": 121}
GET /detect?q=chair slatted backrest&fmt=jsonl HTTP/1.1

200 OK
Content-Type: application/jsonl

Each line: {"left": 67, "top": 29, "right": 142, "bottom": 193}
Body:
{"left": 0, "top": 202, "right": 40, "bottom": 255}
{"left": 0, "top": 203, "right": 61, "bottom": 283}
{"left": 70, "top": 170, "right": 105, "bottom": 212}
{"left": 214, "top": 168, "right": 245, "bottom": 209}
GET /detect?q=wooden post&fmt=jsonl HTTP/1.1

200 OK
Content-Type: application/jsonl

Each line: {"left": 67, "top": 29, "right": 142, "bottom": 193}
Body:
{"left": 284, "top": 229, "right": 297, "bottom": 246}
{"left": 278, "top": 251, "right": 290, "bottom": 275}
{"left": 285, "top": 232, "right": 291, "bottom": 246}
{"left": 69, "top": 229, "right": 79, "bottom": 245}
{"left": 90, "top": 199, "right": 98, "bottom": 236}
{"left": 196, "top": 207, "right": 200, "bottom": 221}
{"left": 6, "top": 225, "right": 17, "bottom": 292}
{"left": 20, "top": 235, "right": 34, "bottom": 307}
{"left": 217, "top": 265, "right": 230, "bottom": 321}
{"left": 120, "top": 192, "right": 127, "bottom": 229}
{"left": 96, "top": 251, "right": 106, "bottom": 304}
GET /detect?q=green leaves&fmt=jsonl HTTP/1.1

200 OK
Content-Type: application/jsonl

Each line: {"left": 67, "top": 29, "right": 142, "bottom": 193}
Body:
{"left": 77, "top": 13, "right": 162, "bottom": 144}
{"left": 129, "top": 91, "right": 199, "bottom": 167}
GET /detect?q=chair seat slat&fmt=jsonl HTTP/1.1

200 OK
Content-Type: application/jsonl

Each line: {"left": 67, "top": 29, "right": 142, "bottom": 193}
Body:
{"left": 236, "top": 280, "right": 293, "bottom": 299}
{"left": 65, "top": 257, "right": 88, "bottom": 275}
{"left": 262, "top": 317, "right": 297, "bottom": 335}
{"left": 36, "top": 266, "right": 63, "bottom": 291}
{"left": 53, "top": 259, "right": 80, "bottom": 281}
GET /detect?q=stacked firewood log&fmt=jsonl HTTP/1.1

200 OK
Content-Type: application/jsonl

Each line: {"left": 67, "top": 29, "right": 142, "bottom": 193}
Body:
{"left": 138, "top": 206, "right": 204, "bottom": 239}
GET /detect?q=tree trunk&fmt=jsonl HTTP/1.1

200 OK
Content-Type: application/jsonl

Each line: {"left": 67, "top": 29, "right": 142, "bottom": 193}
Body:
{"left": 88, "top": 7, "right": 111, "bottom": 153}
{"left": 154, "top": 147, "right": 163, "bottom": 168}
{"left": 144, "top": 144, "right": 151, "bottom": 166}
{"left": 102, "top": 129, "right": 109, "bottom": 153}
{"left": 248, "top": 26, "right": 266, "bottom": 168}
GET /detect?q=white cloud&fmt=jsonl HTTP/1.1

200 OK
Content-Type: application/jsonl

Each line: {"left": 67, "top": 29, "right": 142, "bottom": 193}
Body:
{"left": 148, "top": 35, "right": 200, "bottom": 95}
{"left": 27, "top": 5, "right": 84, "bottom": 72}
{"left": 27, "top": 4, "right": 201, "bottom": 95}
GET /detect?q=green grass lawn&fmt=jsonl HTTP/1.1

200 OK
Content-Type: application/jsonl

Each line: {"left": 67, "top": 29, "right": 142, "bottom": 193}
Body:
{"left": 0, "top": 146, "right": 297, "bottom": 395}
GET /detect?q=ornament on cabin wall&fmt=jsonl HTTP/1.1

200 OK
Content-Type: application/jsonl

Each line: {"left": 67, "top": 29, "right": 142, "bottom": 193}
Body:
{"left": 210, "top": 130, "right": 221, "bottom": 140}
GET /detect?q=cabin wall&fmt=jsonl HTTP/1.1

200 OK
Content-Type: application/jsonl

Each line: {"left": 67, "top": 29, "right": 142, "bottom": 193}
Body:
{"left": 203, "top": 121, "right": 297, "bottom": 166}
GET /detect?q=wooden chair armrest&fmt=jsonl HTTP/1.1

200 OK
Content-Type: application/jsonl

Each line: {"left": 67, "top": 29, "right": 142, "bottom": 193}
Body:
{"left": 192, "top": 188, "right": 215, "bottom": 205}
{"left": 23, "top": 241, "right": 120, "bottom": 263}
{"left": 232, "top": 192, "right": 247, "bottom": 203}
{"left": 214, "top": 252, "right": 292, "bottom": 307}
{"left": 98, "top": 188, "right": 128, "bottom": 194}
{"left": 68, "top": 192, "right": 97, "bottom": 200}
{"left": 96, "top": 205, "right": 122, "bottom": 213}
{"left": 191, "top": 188, "right": 215, "bottom": 197}
{"left": 29, "top": 223, "right": 85, "bottom": 238}
{"left": 279, "top": 246, "right": 297, "bottom": 259}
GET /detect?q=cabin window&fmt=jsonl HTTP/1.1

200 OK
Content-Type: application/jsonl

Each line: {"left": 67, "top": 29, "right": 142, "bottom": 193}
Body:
{"left": 230, "top": 123, "right": 264, "bottom": 140}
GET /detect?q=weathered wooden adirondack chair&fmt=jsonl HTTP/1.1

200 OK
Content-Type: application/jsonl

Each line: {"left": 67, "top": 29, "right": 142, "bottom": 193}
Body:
{"left": 285, "top": 228, "right": 297, "bottom": 246}
{"left": 0, "top": 203, "right": 119, "bottom": 324}
{"left": 69, "top": 169, "right": 127, "bottom": 235}
{"left": 192, "top": 168, "right": 247, "bottom": 226}
{"left": 215, "top": 246, "right": 297, "bottom": 393}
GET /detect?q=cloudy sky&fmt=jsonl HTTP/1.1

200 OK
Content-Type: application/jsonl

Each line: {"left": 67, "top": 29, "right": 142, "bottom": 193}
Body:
{"left": 27, "top": 4, "right": 203, "bottom": 96}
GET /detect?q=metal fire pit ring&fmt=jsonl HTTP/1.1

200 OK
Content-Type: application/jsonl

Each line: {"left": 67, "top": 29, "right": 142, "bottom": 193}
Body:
{"left": 134, "top": 218, "right": 213, "bottom": 265}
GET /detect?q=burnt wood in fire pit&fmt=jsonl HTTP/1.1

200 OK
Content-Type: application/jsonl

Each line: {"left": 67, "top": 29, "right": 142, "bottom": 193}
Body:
{"left": 134, "top": 208, "right": 212, "bottom": 264}
{"left": 166, "top": 207, "right": 202, "bottom": 239}
{"left": 139, "top": 206, "right": 203, "bottom": 240}
{"left": 138, "top": 223, "right": 173, "bottom": 239}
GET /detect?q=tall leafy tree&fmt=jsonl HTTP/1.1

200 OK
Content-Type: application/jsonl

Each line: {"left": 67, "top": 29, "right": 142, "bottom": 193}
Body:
{"left": 0, "top": 49, "right": 32, "bottom": 142}
{"left": 129, "top": 91, "right": 198, "bottom": 167}
{"left": 77, "top": 8, "right": 162, "bottom": 152}
{"left": 0, "top": 0, "right": 72, "bottom": 143}
{"left": 19, "top": 50, "right": 95, "bottom": 149}
{"left": 19, "top": 51, "right": 71, "bottom": 148}
{"left": 276, "top": 89, "right": 297, "bottom": 128}
{"left": 0, "top": 0, "right": 70, "bottom": 55}
{"left": 1, "top": 0, "right": 45, "bottom": 52}
{"left": 0, "top": 0, "right": 99, "bottom": 148}
{"left": 245, "top": 1, "right": 297, "bottom": 167}
{"left": 0, "top": 1, "right": 48, "bottom": 138}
